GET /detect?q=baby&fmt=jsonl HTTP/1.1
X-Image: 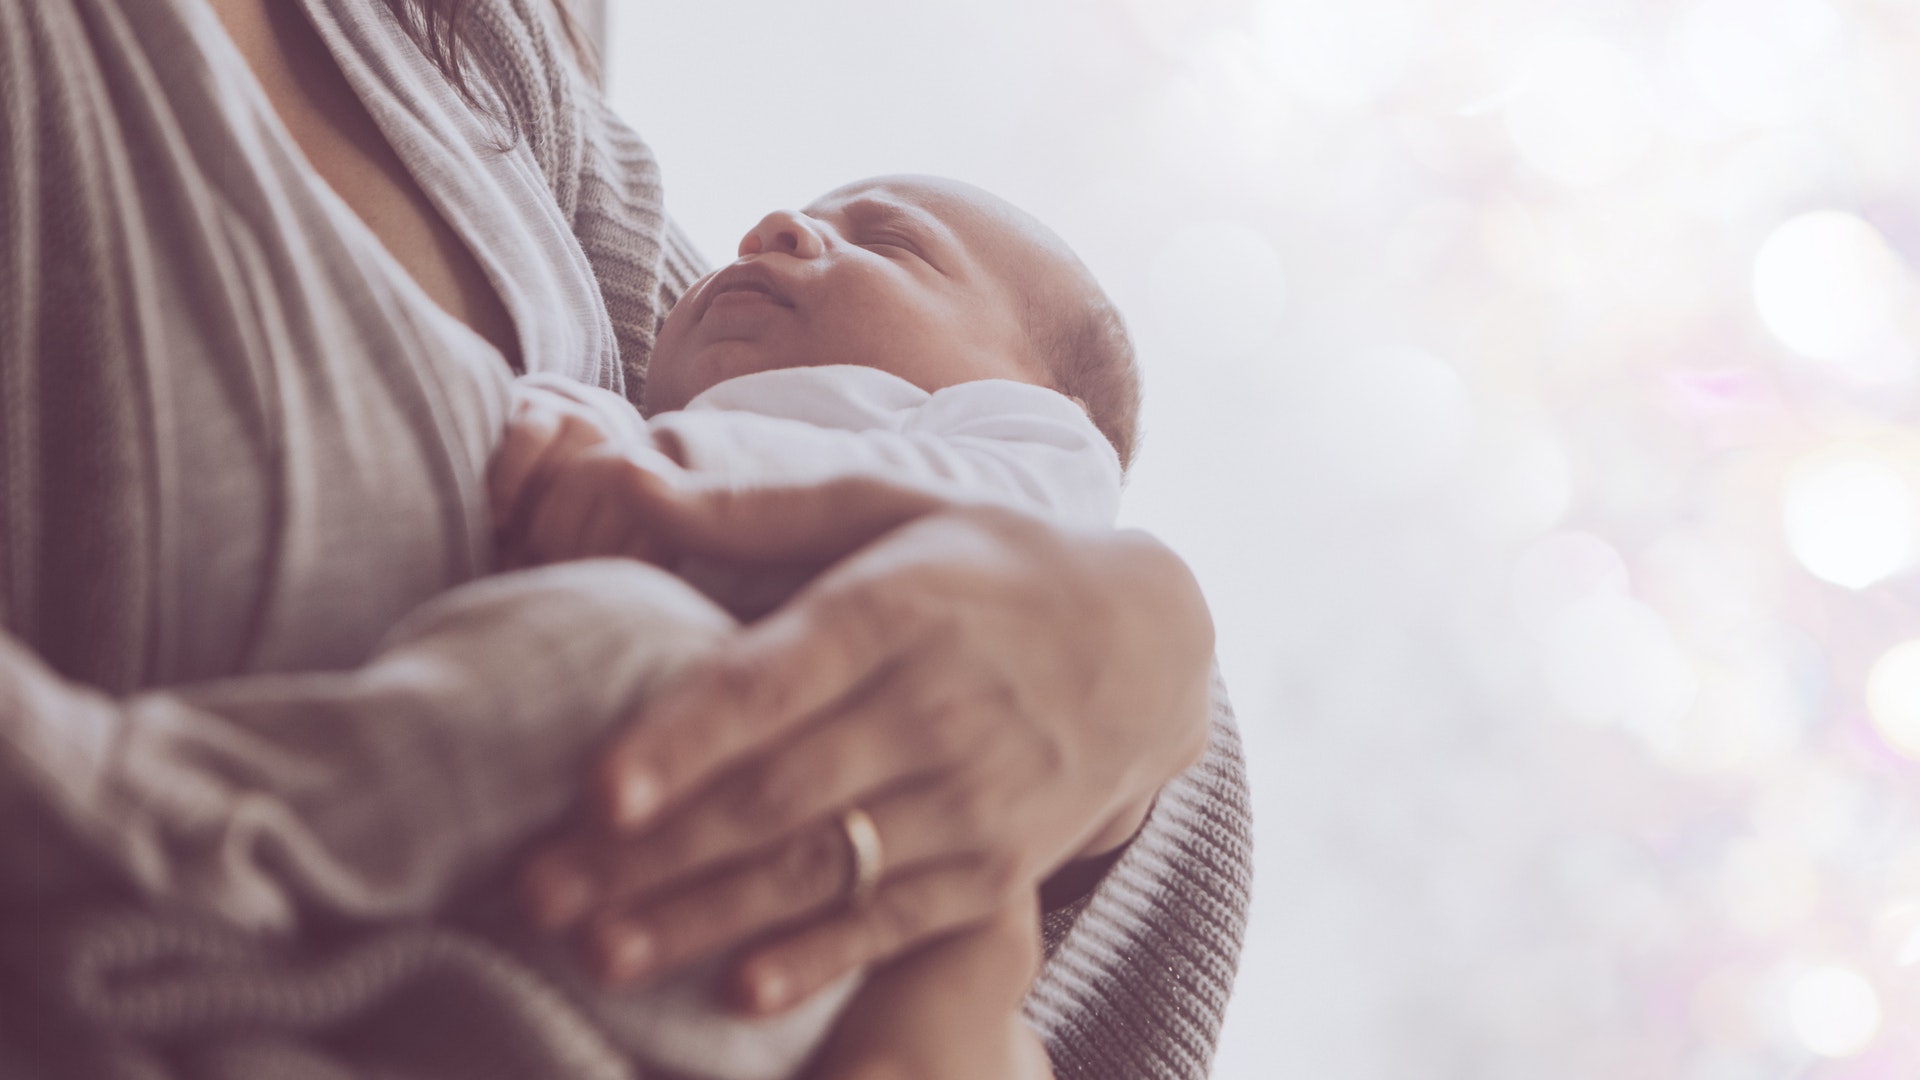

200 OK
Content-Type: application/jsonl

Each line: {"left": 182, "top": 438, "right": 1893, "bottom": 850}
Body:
{"left": 498, "top": 174, "right": 1137, "bottom": 571}
{"left": 492, "top": 175, "right": 1141, "bottom": 1080}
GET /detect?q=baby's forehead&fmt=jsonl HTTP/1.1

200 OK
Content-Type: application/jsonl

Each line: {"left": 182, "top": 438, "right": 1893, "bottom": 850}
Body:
{"left": 811, "top": 178, "right": 1061, "bottom": 266}
{"left": 832, "top": 182, "right": 1088, "bottom": 312}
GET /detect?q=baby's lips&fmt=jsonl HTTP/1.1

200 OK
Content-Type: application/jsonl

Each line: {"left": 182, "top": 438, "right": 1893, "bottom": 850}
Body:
{"left": 701, "top": 261, "right": 794, "bottom": 311}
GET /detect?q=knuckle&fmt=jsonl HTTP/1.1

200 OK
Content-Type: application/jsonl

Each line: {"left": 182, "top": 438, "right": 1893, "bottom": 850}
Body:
{"left": 937, "top": 781, "right": 996, "bottom": 848}
{"left": 897, "top": 696, "right": 967, "bottom": 763}
{"left": 708, "top": 650, "right": 763, "bottom": 701}
{"left": 775, "top": 824, "right": 848, "bottom": 902}
{"left": 820, "top": 580, "right": 914, "bottom": 646}
{"left": 709, "top": 647, "right": 789, "bottom": 715}
{"left": 730, "top": 765, "right": 804, "bottom": 833}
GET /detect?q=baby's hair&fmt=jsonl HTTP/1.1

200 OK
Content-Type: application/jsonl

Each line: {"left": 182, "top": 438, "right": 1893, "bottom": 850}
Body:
{"left": 1028, "top": 290, "right": 1142, "bottom": 472}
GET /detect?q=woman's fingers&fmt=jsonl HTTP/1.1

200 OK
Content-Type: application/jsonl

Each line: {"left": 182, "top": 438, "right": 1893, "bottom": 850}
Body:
{"left": 729, "top": 862, "right": 1014, "bottom": 1014}
{"left": 575, "top": 781, "right": 1001, "bottom": 988}
{"left": 582, "top": 487, "right": 981, "bottom": 835}
{"left": 583, "top": 672, "right": 991, "bottom": 906}
{"left": 595, "top": 578, "right": 920, "bottom": 831}
{"left": 583, "top": 815, "right": 854, "bottom": 985}
{"left": 522, "top": 590, "right": 931, "bottom": 932}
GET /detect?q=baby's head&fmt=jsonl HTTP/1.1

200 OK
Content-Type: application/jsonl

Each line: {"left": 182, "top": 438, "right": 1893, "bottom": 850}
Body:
{"left": 647, "top": 176, "right": 1141, "bottom": 467}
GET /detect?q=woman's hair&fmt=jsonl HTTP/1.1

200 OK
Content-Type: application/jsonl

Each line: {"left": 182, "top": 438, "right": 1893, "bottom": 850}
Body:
{"left": 380, "top": 0, "right": 598, "bottom": 125}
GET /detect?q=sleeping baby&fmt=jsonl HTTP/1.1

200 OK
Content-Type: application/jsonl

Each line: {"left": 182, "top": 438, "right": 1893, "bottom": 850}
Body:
{"left": 485, "top": 174, "right": 1142, "bottom": 1079}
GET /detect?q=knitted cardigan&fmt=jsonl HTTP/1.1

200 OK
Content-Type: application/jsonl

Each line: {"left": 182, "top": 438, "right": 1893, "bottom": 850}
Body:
{"left": 0, "top": 1, "right": 1252, "bottom": 1076}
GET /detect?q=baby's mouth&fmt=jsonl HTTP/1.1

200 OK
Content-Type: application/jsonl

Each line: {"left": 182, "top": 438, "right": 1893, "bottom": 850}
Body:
{"left": 704, "top": 263, "right": 793, "bottom": 311}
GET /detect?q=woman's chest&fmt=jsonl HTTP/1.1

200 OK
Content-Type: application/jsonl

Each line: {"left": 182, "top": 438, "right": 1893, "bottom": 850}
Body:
{"left": 206, "top": 0, "right": 522, "bottom": 369}
{"left": 101, "top": 0, "right": 616, "bottom": 683}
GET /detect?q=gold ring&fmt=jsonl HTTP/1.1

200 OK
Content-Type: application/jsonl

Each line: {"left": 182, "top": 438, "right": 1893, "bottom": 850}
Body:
{"left": 837, "top": 807, "right": 884, "bottom": 907}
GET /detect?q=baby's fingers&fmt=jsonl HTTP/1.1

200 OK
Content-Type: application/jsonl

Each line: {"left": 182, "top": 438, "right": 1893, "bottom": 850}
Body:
{"left": 490, "top": 402, "right": 561, "bottom": 535}
{"left": 491, "top": 399, "right": 618, "bottom": 538}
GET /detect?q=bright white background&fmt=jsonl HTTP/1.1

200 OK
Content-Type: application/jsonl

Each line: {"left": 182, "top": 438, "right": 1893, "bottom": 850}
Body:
{"left": 606, "top": 2, "right": 1920, "bottom": 1076}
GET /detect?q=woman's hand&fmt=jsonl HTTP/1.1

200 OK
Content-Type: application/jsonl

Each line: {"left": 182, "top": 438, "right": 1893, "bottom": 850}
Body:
{"left": 519, "top": 483, "right": 1215, "bottom": 1013}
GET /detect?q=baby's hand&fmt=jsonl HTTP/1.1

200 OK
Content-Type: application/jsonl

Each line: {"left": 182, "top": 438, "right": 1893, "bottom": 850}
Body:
{"left": 490, "top": 392, "right": 687, "bottom": 568}
{"left": 490, "top": 391, "right": 614, "bottom": 535}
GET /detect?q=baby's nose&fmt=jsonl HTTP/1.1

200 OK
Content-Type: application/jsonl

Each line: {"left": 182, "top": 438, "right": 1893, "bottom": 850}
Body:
{"left": 738, "top": 210, "right": 825, "bottom": 259}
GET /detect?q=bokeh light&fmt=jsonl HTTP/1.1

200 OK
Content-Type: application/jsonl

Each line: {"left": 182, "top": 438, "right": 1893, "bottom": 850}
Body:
{"left": 1782, "top": 448, "right": 1917, "bottom": 589}
{"left": 1867, "top": 640, "right": 1920, "bottom": 759}
{"left": 1468, "top": 410, "right": 1574, "bottom": 540}
{"left": 1252, "top": 0, "right": 1426, "bottom": 110}
{"left": 1504, "top": 38, "right": 1657, "bottom": 187}
{"left": 1296, "top": 348, "right": 1474, "bottom": 498}
{"left": 1752, "top": 211, "right": 1915, "bottom": 383}
{"left": 1787, "top": 965, "right": 1881, "bottom": 1058}
{"left": 1510, "top": 532, "right": 1629, "bottom": 632}
{"left": 1660, "top": 658, "right": 1805, "bottom": 773}
{"left": 1542, "top": 594, "right": 1696, "bottom": 729}
{"left": 1148, "top": 221, "right": 1288, "bottom": 361}
{"left": 1675, "top": 0, "right": 1847, "bottom": 126}
{"left": 1717, "top": 839, "right": 1820, "bottom": 937}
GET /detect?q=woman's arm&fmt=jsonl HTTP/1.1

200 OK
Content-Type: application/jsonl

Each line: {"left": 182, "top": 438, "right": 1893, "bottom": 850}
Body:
{"left": 0, "top": 561, "right": 731, "bottom": 932}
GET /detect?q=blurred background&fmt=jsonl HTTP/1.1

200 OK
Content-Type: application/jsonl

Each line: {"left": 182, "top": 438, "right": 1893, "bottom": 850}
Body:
{"left": 605, "top": 1, "right": 1920, "bottom": 1076}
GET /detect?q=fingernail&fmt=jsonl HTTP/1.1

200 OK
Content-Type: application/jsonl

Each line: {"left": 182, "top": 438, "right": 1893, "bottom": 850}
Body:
{"left": 604, "top": 927, "right": 655, "bottom": 983}
{"left": 612, "top": 773, "right": 660, "bottom": 829}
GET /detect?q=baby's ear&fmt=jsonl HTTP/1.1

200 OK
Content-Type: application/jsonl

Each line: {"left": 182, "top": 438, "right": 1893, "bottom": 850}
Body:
{"left": 1067, "top": 394, "right": 1091, "bottom": 413}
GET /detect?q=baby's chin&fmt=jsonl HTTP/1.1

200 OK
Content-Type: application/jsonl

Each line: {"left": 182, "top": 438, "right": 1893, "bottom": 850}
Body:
{"left": 643, "top": 342, "right": 781, "bottom": 415}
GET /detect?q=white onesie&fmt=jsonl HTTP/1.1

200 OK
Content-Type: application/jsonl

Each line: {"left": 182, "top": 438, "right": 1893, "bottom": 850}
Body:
{"left": 529, "top": 363, "right": 1120, "bottom": 529}
{"left": 500, "top": 364, "right": 1122, "bottom": 1080}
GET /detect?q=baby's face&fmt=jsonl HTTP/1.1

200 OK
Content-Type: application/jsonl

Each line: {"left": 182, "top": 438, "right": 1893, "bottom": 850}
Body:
{"left": 646, "top": 176, "right": 1075, "bottom": 414}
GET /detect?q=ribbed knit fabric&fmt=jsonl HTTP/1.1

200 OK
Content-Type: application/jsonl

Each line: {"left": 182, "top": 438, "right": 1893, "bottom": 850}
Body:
{"left": 0, "top": 0, "right": 1253, "bottom": 1077}
{"left": 1029, "top": 670, "right": 1251, "bottom": 1079}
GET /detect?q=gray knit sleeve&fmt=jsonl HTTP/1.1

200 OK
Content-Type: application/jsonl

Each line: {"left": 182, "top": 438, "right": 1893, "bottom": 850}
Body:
{"left": 1028, "top": 671, "right": 1254, "bottom": 1079}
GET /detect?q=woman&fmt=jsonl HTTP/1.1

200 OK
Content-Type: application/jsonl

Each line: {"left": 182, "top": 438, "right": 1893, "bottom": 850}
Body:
{"left": 0, "top": 0, "right": 1251, "bottom": 1077}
